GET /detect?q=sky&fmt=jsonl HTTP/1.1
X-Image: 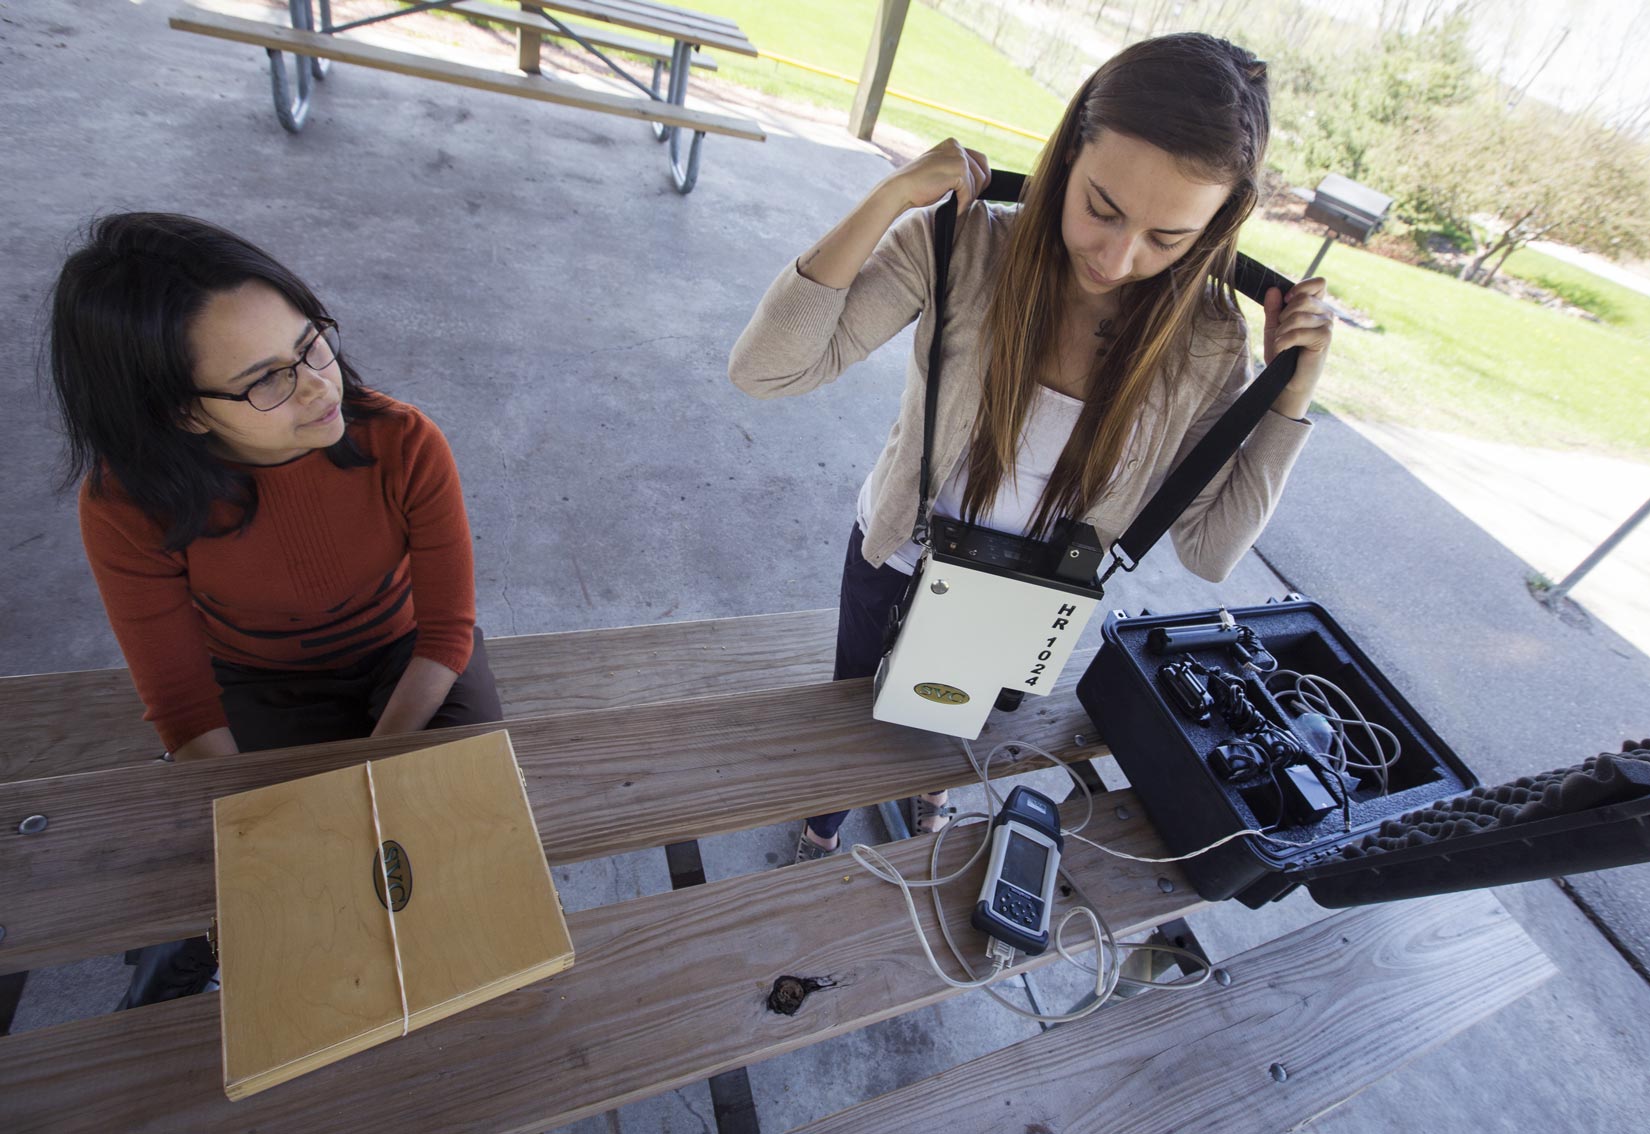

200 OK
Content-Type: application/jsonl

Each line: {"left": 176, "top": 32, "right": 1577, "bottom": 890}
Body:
{"left": 1308, "top": 0, "right": 1650, "bottom": 126}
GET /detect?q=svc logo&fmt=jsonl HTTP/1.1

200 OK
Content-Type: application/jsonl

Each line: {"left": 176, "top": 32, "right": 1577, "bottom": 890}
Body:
{"left": 914, "top": 682, "right": 970, "bottom": 706}
{"left": 373, "top": 840, "right": 413, "bottom": 912}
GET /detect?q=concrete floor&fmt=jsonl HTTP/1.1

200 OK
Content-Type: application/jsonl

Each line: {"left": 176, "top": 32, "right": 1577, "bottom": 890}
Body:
{"left": 4, "top": 2, "right": 1650, "bottom": 1131}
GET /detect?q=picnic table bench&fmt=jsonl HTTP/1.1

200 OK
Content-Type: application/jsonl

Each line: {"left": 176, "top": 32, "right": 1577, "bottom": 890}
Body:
{"left": 0, "top": 609, "right": 1554, "bottom": 1131}
{"left": 170, "top": 1, "right": 767, "bottom": 193}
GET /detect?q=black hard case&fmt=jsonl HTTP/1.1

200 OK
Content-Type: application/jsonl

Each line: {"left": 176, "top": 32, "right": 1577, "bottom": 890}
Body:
{"left": 1075, "top": 598, "right": 1650, "bottom": 909}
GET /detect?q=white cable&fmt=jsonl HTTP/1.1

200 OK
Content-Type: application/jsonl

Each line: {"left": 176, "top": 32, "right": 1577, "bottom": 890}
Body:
{"left": 961, "top": 737, "right": 1097, "bottom": 837}
{"left": 1065, "top": 825, "right": 1310, "bottom": 863}
{"left": 966, "top": 734, "right": 1299, "bottom": 860}
{"left": 848, "top": 828, "right": 1008, "bottom": 991}
{"left": 1267, "top": 669, "right": 1401, "bottom": 794}
{"left": 850, "top": 810, "right": 996, "bottom": 890}
{"left": 924, "top": 823, "right": 1120, "bottom": 1024}
{"left": 849, "top": 734, "right": 1220, "bottom": 1024}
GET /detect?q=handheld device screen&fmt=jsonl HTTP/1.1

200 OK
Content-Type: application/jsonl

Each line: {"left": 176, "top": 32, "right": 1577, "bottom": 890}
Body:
{"left": 1002, "top": 832, "right": 1049, "bottom": 895}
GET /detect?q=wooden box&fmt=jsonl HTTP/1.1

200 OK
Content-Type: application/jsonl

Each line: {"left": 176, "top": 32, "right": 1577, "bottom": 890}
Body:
{"left": 212, "top": 730, "right": 573, "bottom": 1099}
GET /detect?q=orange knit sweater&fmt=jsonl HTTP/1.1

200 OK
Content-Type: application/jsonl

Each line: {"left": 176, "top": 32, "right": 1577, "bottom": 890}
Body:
{"left": 78, "top": 395, "right": 476, "bottom": 752}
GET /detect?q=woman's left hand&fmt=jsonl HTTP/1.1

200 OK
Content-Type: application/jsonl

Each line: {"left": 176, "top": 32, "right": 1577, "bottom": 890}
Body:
{"left": 1262, "top": 277, "right": 1333, "bottom": 420}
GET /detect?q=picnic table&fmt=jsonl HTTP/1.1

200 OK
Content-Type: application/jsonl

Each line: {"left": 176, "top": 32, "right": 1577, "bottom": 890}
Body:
{"left": 0, "top": 610, "right": 1554, "bottom": 1131}
{"left": 170, "top": 1, "right": 768, "bottom": 193}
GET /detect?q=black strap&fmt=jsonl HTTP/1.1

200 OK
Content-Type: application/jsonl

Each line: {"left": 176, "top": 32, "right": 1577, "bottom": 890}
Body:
{"left": 1099, "top": 254, "right": 1298, "bottom": 587}
{"left": 917, "top": 171, "right": 1299, "bottom": 591}
{"left": 916, "top": 173, "right": 1026, "bottom": 543}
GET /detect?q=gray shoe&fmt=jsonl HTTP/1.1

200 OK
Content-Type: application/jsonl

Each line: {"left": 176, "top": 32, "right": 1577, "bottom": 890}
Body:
{"left": 793, "top": 826, "right": 840, "bottom": 864}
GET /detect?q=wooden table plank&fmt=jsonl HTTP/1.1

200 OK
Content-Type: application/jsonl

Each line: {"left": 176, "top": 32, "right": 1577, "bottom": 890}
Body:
{"left": 0, "top": 609, "right": 834, "bottom": 784}
{"left": 0, "top": 796, "right": 1194, "bottom": 1133}
{"left": 535, "top": 0, "right": 756, "bottom": 55}
{"left": 484, "top": 608, "right": 836, "bottom": 719}
{"left": 448, "top": 1, "right": 721, "bottom": 68}
{"left": 0, "top": 654, "right": 1104, "bottom": 974}
{"left": 793, "top": 890, "right": 1556, "bottom": 1134}
{"left": 168, "top": 9, "right": 766, "bottom": 139}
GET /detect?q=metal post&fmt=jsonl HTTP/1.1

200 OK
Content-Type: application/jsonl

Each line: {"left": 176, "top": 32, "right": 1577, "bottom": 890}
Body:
{"left": 1304, "top": 230, "right": 1335, "bottom": 278}
{"left": 849, "top": 0, "right": 911, "bottom": 140}
{"left": 1543, "top": 496, "right": 1650, "bottom": 608}
{"left": 311, "top": 0, "right": 331, "bottom": 80}
{"left": 268, "top": 0, "right": 318, "bottom": 134}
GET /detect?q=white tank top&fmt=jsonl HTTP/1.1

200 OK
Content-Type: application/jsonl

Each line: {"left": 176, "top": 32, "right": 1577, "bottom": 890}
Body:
{"left": 857, "top": 384, "right": 1089, "bottom": 575}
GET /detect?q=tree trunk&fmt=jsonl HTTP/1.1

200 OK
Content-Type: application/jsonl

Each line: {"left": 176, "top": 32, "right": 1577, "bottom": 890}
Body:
{"left": 1460, "top": 238, "right": 1500, "bottom": 282}
{"left": 1479, "top": 241, "right": 1519, "bottom": 286}
{"left": 1480, "top": 222, "right": 1560, "bottom": 286}
{"left": 1461, "top": 209, "right": 1538, "bottom": 283}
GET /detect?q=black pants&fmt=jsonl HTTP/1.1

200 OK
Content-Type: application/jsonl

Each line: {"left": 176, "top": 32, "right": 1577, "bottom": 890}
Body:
{"left": 212, "top": 625, "right": 503, "bottom": 751}
{"left": 118, "top": 627, "right": 503, "bottom": 1011}
{"left": 807, "top": 526, "right": 916, "bottom": 841}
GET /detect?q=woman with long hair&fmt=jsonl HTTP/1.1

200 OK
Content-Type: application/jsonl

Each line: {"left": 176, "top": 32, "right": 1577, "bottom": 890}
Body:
{"left": 50, "top": 212, "right": 503, "bottom": 1003}
{"left": 729, "top": 33, "right": 1333, "bottom": 862}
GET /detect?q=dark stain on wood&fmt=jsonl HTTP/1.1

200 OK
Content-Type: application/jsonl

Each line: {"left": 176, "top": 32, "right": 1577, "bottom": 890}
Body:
{"left": 767, "top": 975, "right": 837, "bottom": 1016}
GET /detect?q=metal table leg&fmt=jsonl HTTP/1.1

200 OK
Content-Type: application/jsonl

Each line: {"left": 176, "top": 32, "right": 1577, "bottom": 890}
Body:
{"left": 649, "top": 61, "right": 671, "bottom": 143}
{"left": 268, "top": 0, "right": 319, "bottom": 133}
{"left": 654, "top": 39, "right": 706, "bottom": 194}
{"left": 669, "top": 127, "right": 707, "bottom": 194}
{"left": 311, "top": 0, "right": 332, "bottom": 80}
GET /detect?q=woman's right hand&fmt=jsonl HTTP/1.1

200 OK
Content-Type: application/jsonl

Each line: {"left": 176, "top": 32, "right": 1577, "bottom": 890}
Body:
{"left": 795, "top": 139, "right": 992, "bottom": 289}
{"left": 885, "top": 138, "right": 992, "bottom": 212}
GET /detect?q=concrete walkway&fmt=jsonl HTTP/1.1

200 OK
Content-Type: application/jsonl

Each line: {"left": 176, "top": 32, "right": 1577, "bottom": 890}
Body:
{"left": 1344, "top": 419, "right": 1650, "bottom": 655}
{"left": 3, "top": 2, "right": 1649, "bottom": 1130}
{"left": 1529, "top": 238, "right": 1650, "bottom": 298}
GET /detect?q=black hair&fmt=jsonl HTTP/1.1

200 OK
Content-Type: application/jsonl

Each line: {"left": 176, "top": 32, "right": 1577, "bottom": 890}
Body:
{"left": 48, "top": 212, "right": 385, "bottom": 551}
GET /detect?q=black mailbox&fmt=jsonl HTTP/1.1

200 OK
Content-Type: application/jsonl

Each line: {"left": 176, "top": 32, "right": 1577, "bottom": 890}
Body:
{"left": 1299, "top": 174, "right": 1393, "bottom": 277}
{"left": 1305, "top": 174, "right": 1393, "bottom": 241}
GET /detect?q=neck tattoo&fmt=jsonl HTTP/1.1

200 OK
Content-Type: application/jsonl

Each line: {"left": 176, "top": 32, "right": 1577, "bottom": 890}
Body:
{"left": 1093, "top": 317, "right": 1116, "bottom": 357}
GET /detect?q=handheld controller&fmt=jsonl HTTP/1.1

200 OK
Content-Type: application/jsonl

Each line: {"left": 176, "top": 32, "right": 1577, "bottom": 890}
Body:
{"left": 971, "top": 785, "right": 1065, "bottom": 956}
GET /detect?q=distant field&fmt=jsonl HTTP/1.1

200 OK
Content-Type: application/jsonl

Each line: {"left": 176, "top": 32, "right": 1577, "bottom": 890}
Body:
{"left": 1500, "top": 248, "right": 1650, "bottom": 342}
{"left": 681, "top": 0, "right": 1065, "bottom": 172}
{"left": 1237, "top": 220, "right": 1650, "bottom": 460}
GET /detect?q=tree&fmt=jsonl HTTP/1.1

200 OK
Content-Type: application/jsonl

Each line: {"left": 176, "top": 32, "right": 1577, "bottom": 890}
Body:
{"left": 1403, "top": 102, "right": 1650, "bottom": 284}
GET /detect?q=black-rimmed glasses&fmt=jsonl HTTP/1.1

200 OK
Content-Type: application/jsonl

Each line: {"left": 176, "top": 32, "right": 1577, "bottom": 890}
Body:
{"left": 194, "top": 321, "right": 341, "bottom": 412}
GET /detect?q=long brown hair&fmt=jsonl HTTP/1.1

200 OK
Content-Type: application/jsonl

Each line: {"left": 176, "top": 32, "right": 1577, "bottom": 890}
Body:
{"left": 961, "top": 33, "right": 1270, "bottom": 538}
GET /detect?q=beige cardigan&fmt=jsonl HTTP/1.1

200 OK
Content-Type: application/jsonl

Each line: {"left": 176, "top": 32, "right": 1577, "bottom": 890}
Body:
{"left": 728, "top": 200, "right": 1312, "bottom": 581}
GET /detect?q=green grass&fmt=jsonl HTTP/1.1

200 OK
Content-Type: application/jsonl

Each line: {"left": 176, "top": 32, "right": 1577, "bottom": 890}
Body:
{"left": 1236, "top": 219, "right": 1650, "bottom": 458}
{"left": 1499, "top": 248, "right": 1650, "bottom": 341}
{"left": 683, "top": 0, "right": 1066, "bottom": 173}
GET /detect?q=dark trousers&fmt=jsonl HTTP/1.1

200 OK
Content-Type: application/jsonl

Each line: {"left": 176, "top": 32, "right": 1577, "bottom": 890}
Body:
{"left": 213, "top": 625, "right": 503, "bottom": 751}
{"left": 807, "top": 526, "right": 916, "bottom": 841}
{"left": 118, "top": 626, "right": 503, "bottom": 1011}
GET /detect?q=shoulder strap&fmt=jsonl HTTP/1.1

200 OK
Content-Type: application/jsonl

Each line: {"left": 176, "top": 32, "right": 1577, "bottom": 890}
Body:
{"left": 917, "top": 171, "right": 1300, "bottom": 593}
{"left": 915, "top": 172, "right": 1026, "bottom": 544}
{"left": 1097, "top": 255, "right": 1298, "bottom": 590}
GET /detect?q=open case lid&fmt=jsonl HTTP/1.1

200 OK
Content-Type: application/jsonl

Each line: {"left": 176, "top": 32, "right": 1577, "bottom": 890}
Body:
{"left": 1286, "top": 745, "right": 1650, "bottom": 909}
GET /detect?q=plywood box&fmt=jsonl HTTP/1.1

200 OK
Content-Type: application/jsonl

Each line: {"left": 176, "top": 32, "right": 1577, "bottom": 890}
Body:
{"left": 212, "top": 730, "right": 573, "bottom": 1099}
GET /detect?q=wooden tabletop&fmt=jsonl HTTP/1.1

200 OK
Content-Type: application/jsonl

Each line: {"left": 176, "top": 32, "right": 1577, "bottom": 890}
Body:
{"left": 0, "top": 609, "right": 1552, "bottom": 1131}
{"left": 2, "top": 792, "right": 1195, "bottom": 1132}
{"left": 522, "top": 0, "right": 758, "bottom": 56}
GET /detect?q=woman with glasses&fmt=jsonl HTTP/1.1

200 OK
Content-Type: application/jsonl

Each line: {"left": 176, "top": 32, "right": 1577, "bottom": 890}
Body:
{"left": 49, "top": 212, "right": 502, "bottom": 1006}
